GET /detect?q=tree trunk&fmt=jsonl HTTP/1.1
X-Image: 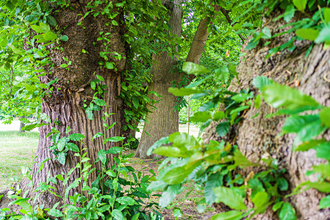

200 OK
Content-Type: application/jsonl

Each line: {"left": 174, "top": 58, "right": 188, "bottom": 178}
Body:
{"left": 203, "top": 11, "right": 330, "bottom": 219}
{"left": 19, "top": 116, "right": 25, "bottom": 133}
{"left": 135, "top": 0, "right": 183, "bottom": 159}
{"left": 16, "top": 1, "right": 127, "bottom": 209}
{"left": 136, "top": 1, "right": 215, "bottom": 158}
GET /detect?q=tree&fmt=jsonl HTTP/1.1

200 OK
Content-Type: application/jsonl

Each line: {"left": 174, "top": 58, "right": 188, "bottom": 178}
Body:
{"left": 136, "top": 0, "right": 220, "bottom": 158}
{"left": 0, "top": 0, "right": 168, "bottom": 208}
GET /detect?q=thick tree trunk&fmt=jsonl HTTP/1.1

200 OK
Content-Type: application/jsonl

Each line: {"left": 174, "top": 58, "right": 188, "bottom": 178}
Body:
{"left": 203, "top": 11, "right": 330, "bottom": 219}
{"left": 15, "top": 0, "right": 127, "bottom": 209}
{"left": 135, "top": 0, "right": 183, "bottom": 159}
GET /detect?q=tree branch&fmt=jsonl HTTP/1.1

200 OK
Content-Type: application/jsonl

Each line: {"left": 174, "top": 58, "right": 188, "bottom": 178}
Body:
{"left": 218, "top": 6, "right": 245, "bottom": 43}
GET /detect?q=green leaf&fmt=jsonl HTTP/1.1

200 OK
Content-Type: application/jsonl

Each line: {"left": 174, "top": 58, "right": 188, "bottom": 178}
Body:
{"left": 106, "top": 147, "right": 123, "bottom": 154}
{"left": 284, "top": 4, "right": 295, "bottom": 22}
{"left": 252, "top": 76, "right": 273, "bottom": 90}
{"left": 252, "top": 191, "right": 269, "bottom": 208}
{"left": 43, "top": 32, "right": 58, "bottom": 41}
{"left": 169, "top": 132, "right": 199, "bottom": 150}
{"left": 277, "top": 178, "right": 289, "bottom": 191}
{"left": 215, "top": 67, "right": 230, "bottom": 82}
{"left": 216, "top": 122, "right": 230, "bottom": 137}
{"left": 116, "top": 196, "right": 137, "bottom": 205}
{"left": 213, "top": 186, "right": 247, "bottom": 210}
{"left": 162, "top": 163, "right": 200, "bottom": 184}
{"left": 245, "top": 37, "right": 259, "bottom": 50}
{"left": 324, "top": 8, "right": 330, "bottom": 23}
{"left": 168, "top": 87, "right": 203, "bottom": 96}
{"left": 159, "top": 184, "right": 182, "bottom": 207}
{"left": 68, "top": 133, "right": 85, "bottom": 141}
{"left": 292, "top": 0, "right": 307, "bottom": 11}
{"left": 296, "top": 28, "right": 320, "bottom": 41}
{"left": 59, "top": 35, "right": 69, "bottom": 41}
{"left": 205, "top": 173, "right": 223, "bottom": 205}
{"left": 111, "top": 209, "right": 124, "bottom": 220}
{"left": 319, "top": 195, "right": 330, "bottom": 209}
{"left": 30, "top": 25, "right": 43, "bottom": 33}
{"left": 312, "top": 164, "right": 330, "bottom": 177}
{"left": 67, "top": 143, "right": 79, "bottom": 152}
{"left": 112, "top": 20, "right": 118, "bottom": 26}
{"left": 182, "top": 62, "right": 209, "bottom": 75}
{"left": 278, "top": 202, "right": 297, "bottom": 220}
{"left": 213, "top": 111, "right": 225, "bottom": 121}
{"left": 57, "top": 152, "right": 66, "bottom": 165}
{"left": 273, "top": 201, "right": 284, "bottom": 212}
{"left": 132, "top": 213, "right": 140, "bottom": 220}
{"left": 233, "top": 150, "right": 255, "bottom": 168}
{"left": 105, "top": 62, "right": 114, "bottom": 69}
{"left": 57, "top": 138, "right": 67, "bottom": 151}
{"left": 98, "top": 149, "right": 107, "bottom": 164}
{"left": 306, "top": 181, "right": 330, "bottom": 193}
{"left": 262, "top": 84, "right": 320, "bottom": 110}
{"left": 93, "top": 132, "right": 103, "bottom": 140}
{"left": 281, "top": 115, "right": 319, "bottom": 135}
{"left": 190, "top": 112, "right": 212, "bottom": 123}
{"left": 93, "top": 98, "right": 106, "bottom": 106}
{"left": 211, "top": 210, "right": 243, "bottom": 220}
{"left": 295, "top": 139, "right": 327, "bottom": 152}
{"left": 147, "top": 180, "right": 168, "bottom": 192}
{"left": 104, "top": 137, "right": 125, "bottom": 144}
{"left": 147, "top": 136, "right": 170, "bottom": 156}
{"left": 47, "top": 15, "right": 57, "bottom": 27}
{"left": 48, "top": 202, "right": 63, "bottom": 217}
{"left": 231, "top": 93, "right": 251, "bottom": 102}
{"left": 255, "top": 95, "right": 261, "bottom": 109}
{"left": 86, "top": 107, "right": 93, "bottom": 120}
{"left": 314, "top": 142, "right": 330, "bottom": 160}
{"left": 320, "top": 107, "right": 330, "bottom": 127}
{"left": 153, "top": 146, "right": 190, "bottom": 158}
{"left": 315, "top": 26, "right": 330, "bottom": 44}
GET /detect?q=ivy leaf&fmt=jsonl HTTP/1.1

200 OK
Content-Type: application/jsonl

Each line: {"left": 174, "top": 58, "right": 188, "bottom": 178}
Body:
{"left": 98, "top": 149, "right": 107, "bottom": 164}
{"left": 292, "top": 0, "right": 307, "bottom": 11}
{"left": 277, "top": 178, "right": 289, "bottom": 191}
{"left": 296, "top": 28, "right": 320, "bottom": 41}
{"left": 262, "top": 84, "right": 320, "bottom": 110}
{"left": 216, "top": 122, "right": 230, "bottom": 137}
{"left": 93, "top": 98, "right": 106, "bottom": 106}
{"left": 116, "top": 196, "right": 137, "bottom": 205}
{"left": 213, "top": 186, "right": 247, "bottom": 210}
{"left": 59, "top": 35, "right": 69, "bottom": 41}
{"left": 320, "top": 107, "right": 330, "bottom": 127}
{"left": 159, "top": 184, "right": 182, "bottom": 207}
{"left": 182, "top": 62, "right": 209, "bottom": 75}
{"left": 319, "top": 195, "right": 330, "bottom": 209}
{"left": 190, "top": 112, "right": 212, "bottom": 123}
{"left": 278, "top": 202, "right": 297, "bottom": 220}
{"left": 210, "top": 210, "right": 243, "bottom": 220}
{"left": 68, "top": 133, "right": 85, "bottom": 141}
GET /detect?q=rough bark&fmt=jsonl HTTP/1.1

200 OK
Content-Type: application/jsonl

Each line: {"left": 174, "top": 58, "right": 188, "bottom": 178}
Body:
{"left": 3, "top": 0, "right": 128, "bottom": 210}
{"left": 136, "top": 2, "right": 214, "bottom": 158}
{"left": 135, "top": 0, "right": 183, "bottom": 159}
{"left": 203, "top": 11, "right": 330, "bottom": 220}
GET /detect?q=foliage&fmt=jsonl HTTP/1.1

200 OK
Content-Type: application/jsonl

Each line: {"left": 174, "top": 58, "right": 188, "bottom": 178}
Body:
{"left": 0, "top": 131, "right": 162, "bottom": 220}
{"left": 124, "top": 137, "right": 140, "bottom": 150}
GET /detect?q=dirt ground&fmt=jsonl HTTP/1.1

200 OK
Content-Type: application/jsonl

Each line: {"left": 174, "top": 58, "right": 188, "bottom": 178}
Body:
{"left": 124, "top": 150, "right": 216, "bottom": 220}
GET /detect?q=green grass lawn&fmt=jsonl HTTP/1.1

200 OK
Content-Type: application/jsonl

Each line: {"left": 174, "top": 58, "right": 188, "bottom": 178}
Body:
{"left": 0, "top": 131, "right": 39, "bottom": 191}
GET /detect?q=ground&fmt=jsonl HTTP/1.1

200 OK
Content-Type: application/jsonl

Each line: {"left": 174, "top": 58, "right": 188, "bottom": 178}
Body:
{"left": 0, "top": 120, "right": 215, "bottom": 219}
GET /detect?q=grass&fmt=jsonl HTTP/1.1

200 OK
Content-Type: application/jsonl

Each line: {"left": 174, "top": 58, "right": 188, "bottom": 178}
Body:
{"left": 0, "top": 131, "right": 39, "bottom": 191}
{"left": 0, "top": 122, "right": 213, "bottom": 219}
